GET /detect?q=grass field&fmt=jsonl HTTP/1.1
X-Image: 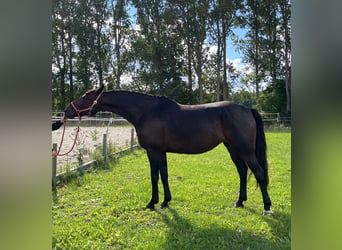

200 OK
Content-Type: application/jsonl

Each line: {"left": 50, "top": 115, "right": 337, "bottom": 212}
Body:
{"left": 52, "top": 132, "right": 291, "bottom": 249}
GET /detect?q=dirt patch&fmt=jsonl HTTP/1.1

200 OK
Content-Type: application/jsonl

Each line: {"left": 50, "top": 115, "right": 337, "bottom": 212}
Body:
{"left": 52, "top": 126, "right": 137, "bottom": 172}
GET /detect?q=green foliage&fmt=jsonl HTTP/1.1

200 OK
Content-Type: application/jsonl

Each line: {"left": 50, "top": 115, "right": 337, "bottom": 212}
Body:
{"left": 90, "top": 129, "right": 99, "bottom": 141}
{"left": 53, "top": 132, "right": 291, "bottom": 249}
{"left": 257, "top": 79, "right": 287, "bottom": 114}
{"left": 52, "top": 0, "right": 291, "bottom": 109}
{"left": 231, "top": 89, "right": 257, "bottom": 108}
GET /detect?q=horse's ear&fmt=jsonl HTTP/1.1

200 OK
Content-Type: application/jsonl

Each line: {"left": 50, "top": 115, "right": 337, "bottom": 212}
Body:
{"left": 96, "top": 84, "right": 105, "bottom": 93}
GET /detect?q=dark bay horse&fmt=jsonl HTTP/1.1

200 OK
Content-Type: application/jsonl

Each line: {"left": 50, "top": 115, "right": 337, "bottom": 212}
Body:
{"left": 63, "top": 85, "right": 272, "bottom": 215}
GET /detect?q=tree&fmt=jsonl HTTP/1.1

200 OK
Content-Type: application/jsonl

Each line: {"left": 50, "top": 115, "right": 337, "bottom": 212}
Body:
{"left": 237, "top": 0, "right": 291, "bottom": 111}
{"left": 192, "top": 0, "right": 210, "bottom": 104}
{"left": 257, "top": 79, "right": 287, "bottom": 114}
{"left": 52, "top": 0, "right": 290, "bottom": 112}
{"left": 279, "top": 0, "right": 291, "bottom": 113}
{"left": 238, "top": 0, "right": 265, "bottom": 99}
{"left": 73, "top": 0, "right": 95, "bottom": 91}
{"left": 92, "top": 0, "right": 110, "bottom": 87}
{"left": 260, "top": 0, "right": 279, "bottom": 85}
{"left": 131, "top": 0, "right": 186, "bottom": 102}
{"left": 231, "top": 89, "right": 257, "bottom": 108}
{"left": 173, "top": 0, "right": 210, "bottom": 104}
{"left": 109, "top": 0, "right": 132, "bottom": 89}
{"left": 208, "top": 0, "right": 240, "bottom": 101}
{"left": 173, "top": 0, "right": 195, "bottom": 92}
{"left": 52, "top": 0, "right": 76, "bottom": 110}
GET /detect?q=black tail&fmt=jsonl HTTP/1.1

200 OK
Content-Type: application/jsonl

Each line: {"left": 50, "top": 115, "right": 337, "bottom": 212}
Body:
{"left": 251, "top": 109, "right": 269, "bottom": 186}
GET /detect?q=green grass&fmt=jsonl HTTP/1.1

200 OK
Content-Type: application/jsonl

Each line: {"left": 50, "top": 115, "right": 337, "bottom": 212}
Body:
{"left": 52, "top": 132, "right": 291, "bottom": 249}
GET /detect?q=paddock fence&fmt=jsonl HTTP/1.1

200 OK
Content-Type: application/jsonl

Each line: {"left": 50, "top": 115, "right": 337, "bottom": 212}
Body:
{"left": 260, "top": 112, "right": 291, "bottom": 130}
{"left": 52, "top": 112, "right": 140, "bottom": 186}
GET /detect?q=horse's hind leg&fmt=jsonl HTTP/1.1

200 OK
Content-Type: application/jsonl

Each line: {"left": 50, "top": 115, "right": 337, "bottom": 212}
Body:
{"left": 244, "top": 155, "right": 272, "bottom": 213}
{"left": 225, "top": 144, "right": 248, "bottom": 208}
{"left": 232, "top": 157, "right": 248, "bottom": 208}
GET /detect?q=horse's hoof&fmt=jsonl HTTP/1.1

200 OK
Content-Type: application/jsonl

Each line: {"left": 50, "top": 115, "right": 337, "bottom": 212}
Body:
{"left": 234, "top": 203, "right": 244, "bottom": 208}
{"left": 160, "top": 203, "right": 169, "bottom": 209}
{"left": 263, "top": 210, "right": 273, "bottom": 216}
{"left": 145, "top": 203, "right": 155, "bottom": 210}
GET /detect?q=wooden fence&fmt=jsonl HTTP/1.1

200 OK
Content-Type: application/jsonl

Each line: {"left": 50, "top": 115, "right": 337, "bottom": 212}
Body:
{"left": 52, "top": 127, "right": 139, "bottom": 188}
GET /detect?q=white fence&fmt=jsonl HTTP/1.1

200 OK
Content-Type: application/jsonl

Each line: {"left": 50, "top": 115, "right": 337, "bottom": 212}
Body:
{"left": 260, "top": 112, "right": 291, "bottom": 128}
{"left": 52, "top": 112, "right": 138, "bottom": 173}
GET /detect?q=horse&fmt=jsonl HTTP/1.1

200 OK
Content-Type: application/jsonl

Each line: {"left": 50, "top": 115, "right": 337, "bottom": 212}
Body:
{"left": 63, "top": 85, "right": 272, "bottom": 215}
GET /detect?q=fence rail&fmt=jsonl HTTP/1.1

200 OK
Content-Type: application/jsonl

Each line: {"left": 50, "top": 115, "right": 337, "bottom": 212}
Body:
{"left": 52, "top": 127, "right": 139, "bottom": 187}
{"left": 260, "top": 112, "right": 291, "bottom": 128}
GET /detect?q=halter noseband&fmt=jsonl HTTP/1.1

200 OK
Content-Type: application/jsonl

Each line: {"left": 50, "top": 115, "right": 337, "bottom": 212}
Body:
{"left": 70, "top": 90, "right": 104, "bottom": 119}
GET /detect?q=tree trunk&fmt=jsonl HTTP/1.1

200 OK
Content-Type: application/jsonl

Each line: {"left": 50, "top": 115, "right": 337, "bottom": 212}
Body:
{"left": 96, "top": 28, "right": 104, "bottom": 87}
{"left": 198, "top": 72, "right": 203, "bottom": 104}
{"left": 196, "top": 54, "right": 204, "bottom": 104}
{"left": 254, "top": 8, "right": 260, "bottom": 98}
{"left": 187, "top": 42, "right": 192, "bottom": 92}
{"left": 222, "top": 21, "right": 228, "bottom": 100}
{"left": 216, "top": 19, "right": 222, "bottom": 101}
{"left": 115, "top": 32, "right": 121, "bottom": 89}
{"left": 60, "top": 31, "right": 66, "bottom": 110}
{"left": 281, "top": 1, "right": 291, "bottom": 113}
{"left": 68, "top": 32, "right": 74, "bottom": 103}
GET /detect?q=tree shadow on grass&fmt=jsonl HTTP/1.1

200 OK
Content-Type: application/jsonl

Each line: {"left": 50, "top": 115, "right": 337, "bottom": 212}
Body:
{"left": 160, "top": 208, "right": 289, "bottom": 250}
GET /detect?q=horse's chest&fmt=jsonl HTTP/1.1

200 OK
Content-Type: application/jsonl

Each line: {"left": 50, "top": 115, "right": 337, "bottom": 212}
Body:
{"left": 135, "top": 121, "right": 166, "bottom": 149}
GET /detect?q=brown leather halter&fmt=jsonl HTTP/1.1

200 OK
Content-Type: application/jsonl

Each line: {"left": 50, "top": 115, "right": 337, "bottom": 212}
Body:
{"left": 70, "top": 89, "right": 104, "bottom": 119}
{"left": 53, "top": 89, "right": 104, "bottom": 157}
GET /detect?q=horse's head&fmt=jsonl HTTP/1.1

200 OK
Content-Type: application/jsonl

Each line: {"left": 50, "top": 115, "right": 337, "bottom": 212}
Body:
{"left": 63, "top": 85, "right": 104, "bottom": 120}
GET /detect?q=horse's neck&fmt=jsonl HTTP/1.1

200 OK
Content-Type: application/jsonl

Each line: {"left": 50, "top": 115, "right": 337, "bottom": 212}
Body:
{"left": 100, "top": 91, "right": 157, "bottom": 126}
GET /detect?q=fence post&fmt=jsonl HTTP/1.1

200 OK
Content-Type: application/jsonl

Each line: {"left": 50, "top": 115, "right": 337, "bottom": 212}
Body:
{"left": 102, "top": 133, "right": 107, "bottom": 160}
{"left": 52, "top": 143, "right": 57, "bottom": 189}
{"left": 277, "top": 112, "right": 280, "bottom": 127}
{"left": 130, "top": 128, "right": 134, "bottom": 150}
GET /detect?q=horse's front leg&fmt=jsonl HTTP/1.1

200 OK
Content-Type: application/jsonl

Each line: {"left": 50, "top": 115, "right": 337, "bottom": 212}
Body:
{"left": 146, "top": 158, "right": 159, "bottom": 210}
{"left": 146, "top": 150, "right": 171, "bottom": 209}
{"left": 159, "top": 156, "right": 171, "bottom": 208}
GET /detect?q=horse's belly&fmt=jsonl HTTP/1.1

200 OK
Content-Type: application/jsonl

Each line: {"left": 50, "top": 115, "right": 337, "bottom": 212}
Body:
{"left": 167, "top": 144, "right": 220, "bottom": 154}
{"left": 165, "top": 133, "right": 222, "bottom": 154}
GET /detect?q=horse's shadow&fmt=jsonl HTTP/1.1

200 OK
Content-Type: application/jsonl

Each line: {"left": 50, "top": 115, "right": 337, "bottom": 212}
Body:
{"left": 159, "top": 208, "right": 290, "bottom": 249}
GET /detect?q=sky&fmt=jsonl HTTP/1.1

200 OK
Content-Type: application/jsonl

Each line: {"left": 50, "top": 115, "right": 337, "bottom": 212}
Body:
{"left": 226, "top": 27, "right": 247, "bottom": 61}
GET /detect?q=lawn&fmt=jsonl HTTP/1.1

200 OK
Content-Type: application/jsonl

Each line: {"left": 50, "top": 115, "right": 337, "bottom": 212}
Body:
{"left": 52, "top": 132, "right": 291, "bottom": 249}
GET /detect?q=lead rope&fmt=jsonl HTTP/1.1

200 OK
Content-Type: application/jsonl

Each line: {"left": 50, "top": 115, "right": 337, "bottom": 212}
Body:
{"left": 52, "top": 89, "right": 104, "bottom": 158}
{"left": 53, "top": 116, "right": 81, "bottom": 157}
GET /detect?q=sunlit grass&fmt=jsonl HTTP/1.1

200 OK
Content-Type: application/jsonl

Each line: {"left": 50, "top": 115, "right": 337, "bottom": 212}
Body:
{"left": 53, "top": 132, "right": 291, "bottom": 249}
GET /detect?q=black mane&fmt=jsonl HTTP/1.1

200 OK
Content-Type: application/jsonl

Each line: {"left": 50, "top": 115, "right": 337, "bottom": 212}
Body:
{"left": 110, "top": 90, "right": 178, "bottom": 106}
